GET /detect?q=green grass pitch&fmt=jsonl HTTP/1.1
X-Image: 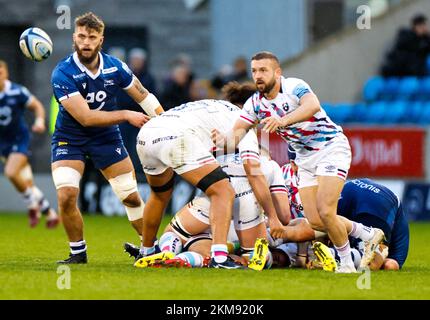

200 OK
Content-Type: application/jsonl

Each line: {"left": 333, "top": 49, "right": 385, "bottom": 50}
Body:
{"left": 0, "top": 213, "right": 429, "bottom": 300}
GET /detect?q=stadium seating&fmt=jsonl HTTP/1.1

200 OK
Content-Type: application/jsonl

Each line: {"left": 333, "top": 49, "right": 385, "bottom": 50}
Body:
{"left": 324, "top": 76, "right": 430, "bottom": 125}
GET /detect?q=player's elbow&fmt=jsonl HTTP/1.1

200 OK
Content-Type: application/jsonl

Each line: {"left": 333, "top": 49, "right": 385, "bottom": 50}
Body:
{"left": 79, "top": 116, "right": 93, "bottom": 127}
{"left": 243, "top": 160, "right": 262, "bottom": 177}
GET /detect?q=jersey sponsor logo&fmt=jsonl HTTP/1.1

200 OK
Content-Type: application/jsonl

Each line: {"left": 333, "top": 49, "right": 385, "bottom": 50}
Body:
{"left": 102, "top": 67, "right": 118, "bottom": 74}
{"left": 152, "top": 135, "right": 178, "bottom": 144}
{"left": 0, "top": 106, "right": 12, "bottom": 126}
{"left": 235, "top": 189, "right": 253, "bottom": 199}
{"left": 324, "top": 165, "right": 336, "bottom": 173}
{"left": 56, "top": 148, "right": 68, "bottom": 156}
{"left": 115, "top": 148, "right": 121, "bottom": 155}
{"left": 58, "top": 141, "right": 68, "bottom": 146}
{"left": 104, "top": 79, "right": 115, "bottom": 87}
{"left": 72, "top": 73, "right": 86, "bottom": 79}
{"left": 351, "top": 179, "right": 380, "bottom": 193}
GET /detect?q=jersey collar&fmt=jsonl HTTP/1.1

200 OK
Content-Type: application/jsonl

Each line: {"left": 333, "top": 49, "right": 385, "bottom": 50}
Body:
{"left": 72, "top": 52, "right": 104, "bottom": 80}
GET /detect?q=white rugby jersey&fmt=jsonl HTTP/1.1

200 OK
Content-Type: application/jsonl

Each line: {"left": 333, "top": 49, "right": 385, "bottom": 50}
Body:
{"left": 239, "top": 76, "right": 343, "bottom": 156}
{"left": 144, "top": 99, "right": 260, "bottom": 162}
{"left": 217, "top": 154, "right": 287, "bottom": 195}
{"left": 282, "top": 164, "right": 305, "bottom": 219}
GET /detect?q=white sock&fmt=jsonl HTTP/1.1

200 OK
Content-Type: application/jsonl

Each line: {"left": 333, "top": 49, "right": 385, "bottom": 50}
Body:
{"left": 350, "top": 248, "right": 362, "bottom": 269}
{"left": 159, "top": 232, "right": 182, "bottom": 254}
{"left": 22, "top": 187, "right": 36, "bottom": 209}
{"left": 176, "top": 252, "right": 204, "bottom": 267}
{"left": 334, "top": 241, "right": 354, "bottom": 266}
{"left": 332, "top": 247, "right": 362, "bottom": 269}
{"left": 211, "top": 244, "right": 228, "bottom": 263}
{"left": 349, "top": 222, "right": 375, "bottom": 241}
{"left": 139, "top": 245, "right": 156, "bottom": 256}
{"left": 70, "top": 240, "right": 86, "bottom": 255}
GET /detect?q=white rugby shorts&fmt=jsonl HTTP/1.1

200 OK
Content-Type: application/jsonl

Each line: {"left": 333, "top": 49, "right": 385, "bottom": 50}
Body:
{"left": 295, "top": 133, "right": 352, "bottom": 189}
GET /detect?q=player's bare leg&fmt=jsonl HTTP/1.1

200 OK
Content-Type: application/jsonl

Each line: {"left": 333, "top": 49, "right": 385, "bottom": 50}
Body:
{"left": 101, "top": 156, "right": 144, "bottom": 239}
{"left": 180, "top": 164, "right": 236, "bottom": 267}
{"left": 316, "top": 176, "right": 357, "bottom": 272}
{"left": 4, "top": 153, "right": 29, "bottom": 193}
{"left": 5, "top": 153, "right": 58, "bottom": 227}
{"left": 52, "top": 160, "right": 87, "bottom": 263}
{"left": 299, "top": 182, "right": 354, "bottom": 273}
{"left": 164, "top": 206, "right": 212, "bottom": 240}
{"left": 140, "top": 168, "right": 175, "bottom": 255}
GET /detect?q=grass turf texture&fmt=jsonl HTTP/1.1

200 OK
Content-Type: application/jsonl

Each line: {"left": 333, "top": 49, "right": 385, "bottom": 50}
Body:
{"left": 0, "top": 213, "right": 429, "bottom": 300}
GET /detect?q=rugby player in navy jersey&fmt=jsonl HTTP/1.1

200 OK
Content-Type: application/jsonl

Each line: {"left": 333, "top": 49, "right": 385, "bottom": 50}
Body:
{"left": 0, "top": 60, "right": 59, "bottom": 228}
{"left": 51, "top": 12, "right": 163, "bottom": 264}
{"left": 338, "top": 178, "right": 409, "bottom": 270}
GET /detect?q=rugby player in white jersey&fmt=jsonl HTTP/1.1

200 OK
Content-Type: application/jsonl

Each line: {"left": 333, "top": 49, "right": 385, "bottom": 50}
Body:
{"left": 136, "top": 83, "right": 284, "bottom": 269}
{"left": 127, "top": 153, "right": 290, "bottom": 268}
{"left": 212, "top": 51, "right": 384, "bottom": 273}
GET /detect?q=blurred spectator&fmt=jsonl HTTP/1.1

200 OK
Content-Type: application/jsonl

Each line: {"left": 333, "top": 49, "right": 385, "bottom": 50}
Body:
{"left": 128, "top": 48, "right": 157, "bottom": 94}
{"left": 380, "top": 14, "right": 430, "bottom": 77}
{"left": 231, "top": 56, "right": 250, "bottom": 83}
{"left": 160, "top": 62, "right": 193, "bottom": 110}
{"left": 211, "top": 56, "right": 250, "bottom": 91}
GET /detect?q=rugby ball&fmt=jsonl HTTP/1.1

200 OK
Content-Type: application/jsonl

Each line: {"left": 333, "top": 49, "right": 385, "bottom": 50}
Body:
{"left": 19, "top": 27, "right": 53, "bottom": 62}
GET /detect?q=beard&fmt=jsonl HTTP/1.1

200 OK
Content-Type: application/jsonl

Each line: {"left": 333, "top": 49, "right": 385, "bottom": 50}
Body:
{"left": 73, "top": 41, "right": 102, "bottom": 64}
{"left": 256, "top": 77, "right": 276, "bottom": 94}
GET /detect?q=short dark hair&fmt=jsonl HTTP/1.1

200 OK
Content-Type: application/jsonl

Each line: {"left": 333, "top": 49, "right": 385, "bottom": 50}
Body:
{"left": 222, "top": 81, "right": 256, "bottom": 106}
{"left": 251, "top": 51, "right": 280, "bottom": 66}
{"left": 412, "top": 14, "right": 427, "bottom": 27}
{"left": 75, "top": 12, "right": 105, "bottom": 34}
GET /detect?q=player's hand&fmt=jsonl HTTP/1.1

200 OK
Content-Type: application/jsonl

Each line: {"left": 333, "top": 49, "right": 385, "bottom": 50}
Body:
{"left": 269, "top": 218, "right": 286, "bottom": 239}
{"left": 211, "top": 129, "right": 225, "bottom": 148}
{"left": 260, "top": 117, "right": 283, "bottom": 133}
{"left": 127, "top": 111, "right": 150, "bottom": 128}
{"left": 32, "top": 118, "right": 46, "bottom": 133}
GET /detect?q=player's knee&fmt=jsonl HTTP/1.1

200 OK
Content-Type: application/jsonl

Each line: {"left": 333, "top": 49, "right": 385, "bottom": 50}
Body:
{"left": 383, "top": 258, "right": 400, "bottom": 270}
{"left": 57, "top": 188, "right": 79, "bottom": 212}
{"left": 109, "top": 172, "right": 138, "bottom": 202}
{"left": 316, "top": 202, "right": 336, "bottom": 223}
{"left": 149, "top": 174, "right": 175, "bottom": 197}
{"left": 307, "top": 220, "right": 325, "bottom": 232}
{"left": 52, "top": 167, "right": 81, "bottom": 189}
{"left": 122, "top": 191, "right": 141, "bottom": 208}
{"left": 4, "top": 166, "right": 19, "bottom": 180}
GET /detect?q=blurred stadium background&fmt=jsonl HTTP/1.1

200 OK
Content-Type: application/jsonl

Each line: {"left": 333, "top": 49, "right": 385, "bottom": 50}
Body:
{"left": 1, "top": 0, "right": 429, "bottom": 223}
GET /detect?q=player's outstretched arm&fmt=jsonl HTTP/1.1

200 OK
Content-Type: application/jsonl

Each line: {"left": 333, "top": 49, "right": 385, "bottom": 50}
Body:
{"left": 243, "top": 159, "right": 283, "bottom": 232}
{"left": 26, "top": 96, "right": 46, "bottom": 133}
{"left": 61, "top": 94, "right": 149, "bottom": 128}
{"left": 261, "top": 93, "right": 321, "bottom": 133}
{"left": 125, "top": 76, "right": 164, "bottom": 117}
{"left": 211, "top": 119, "right": 252, "bottom": 153}
{"left": 271, "top": 192, "right": 291, "bottom": 225}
